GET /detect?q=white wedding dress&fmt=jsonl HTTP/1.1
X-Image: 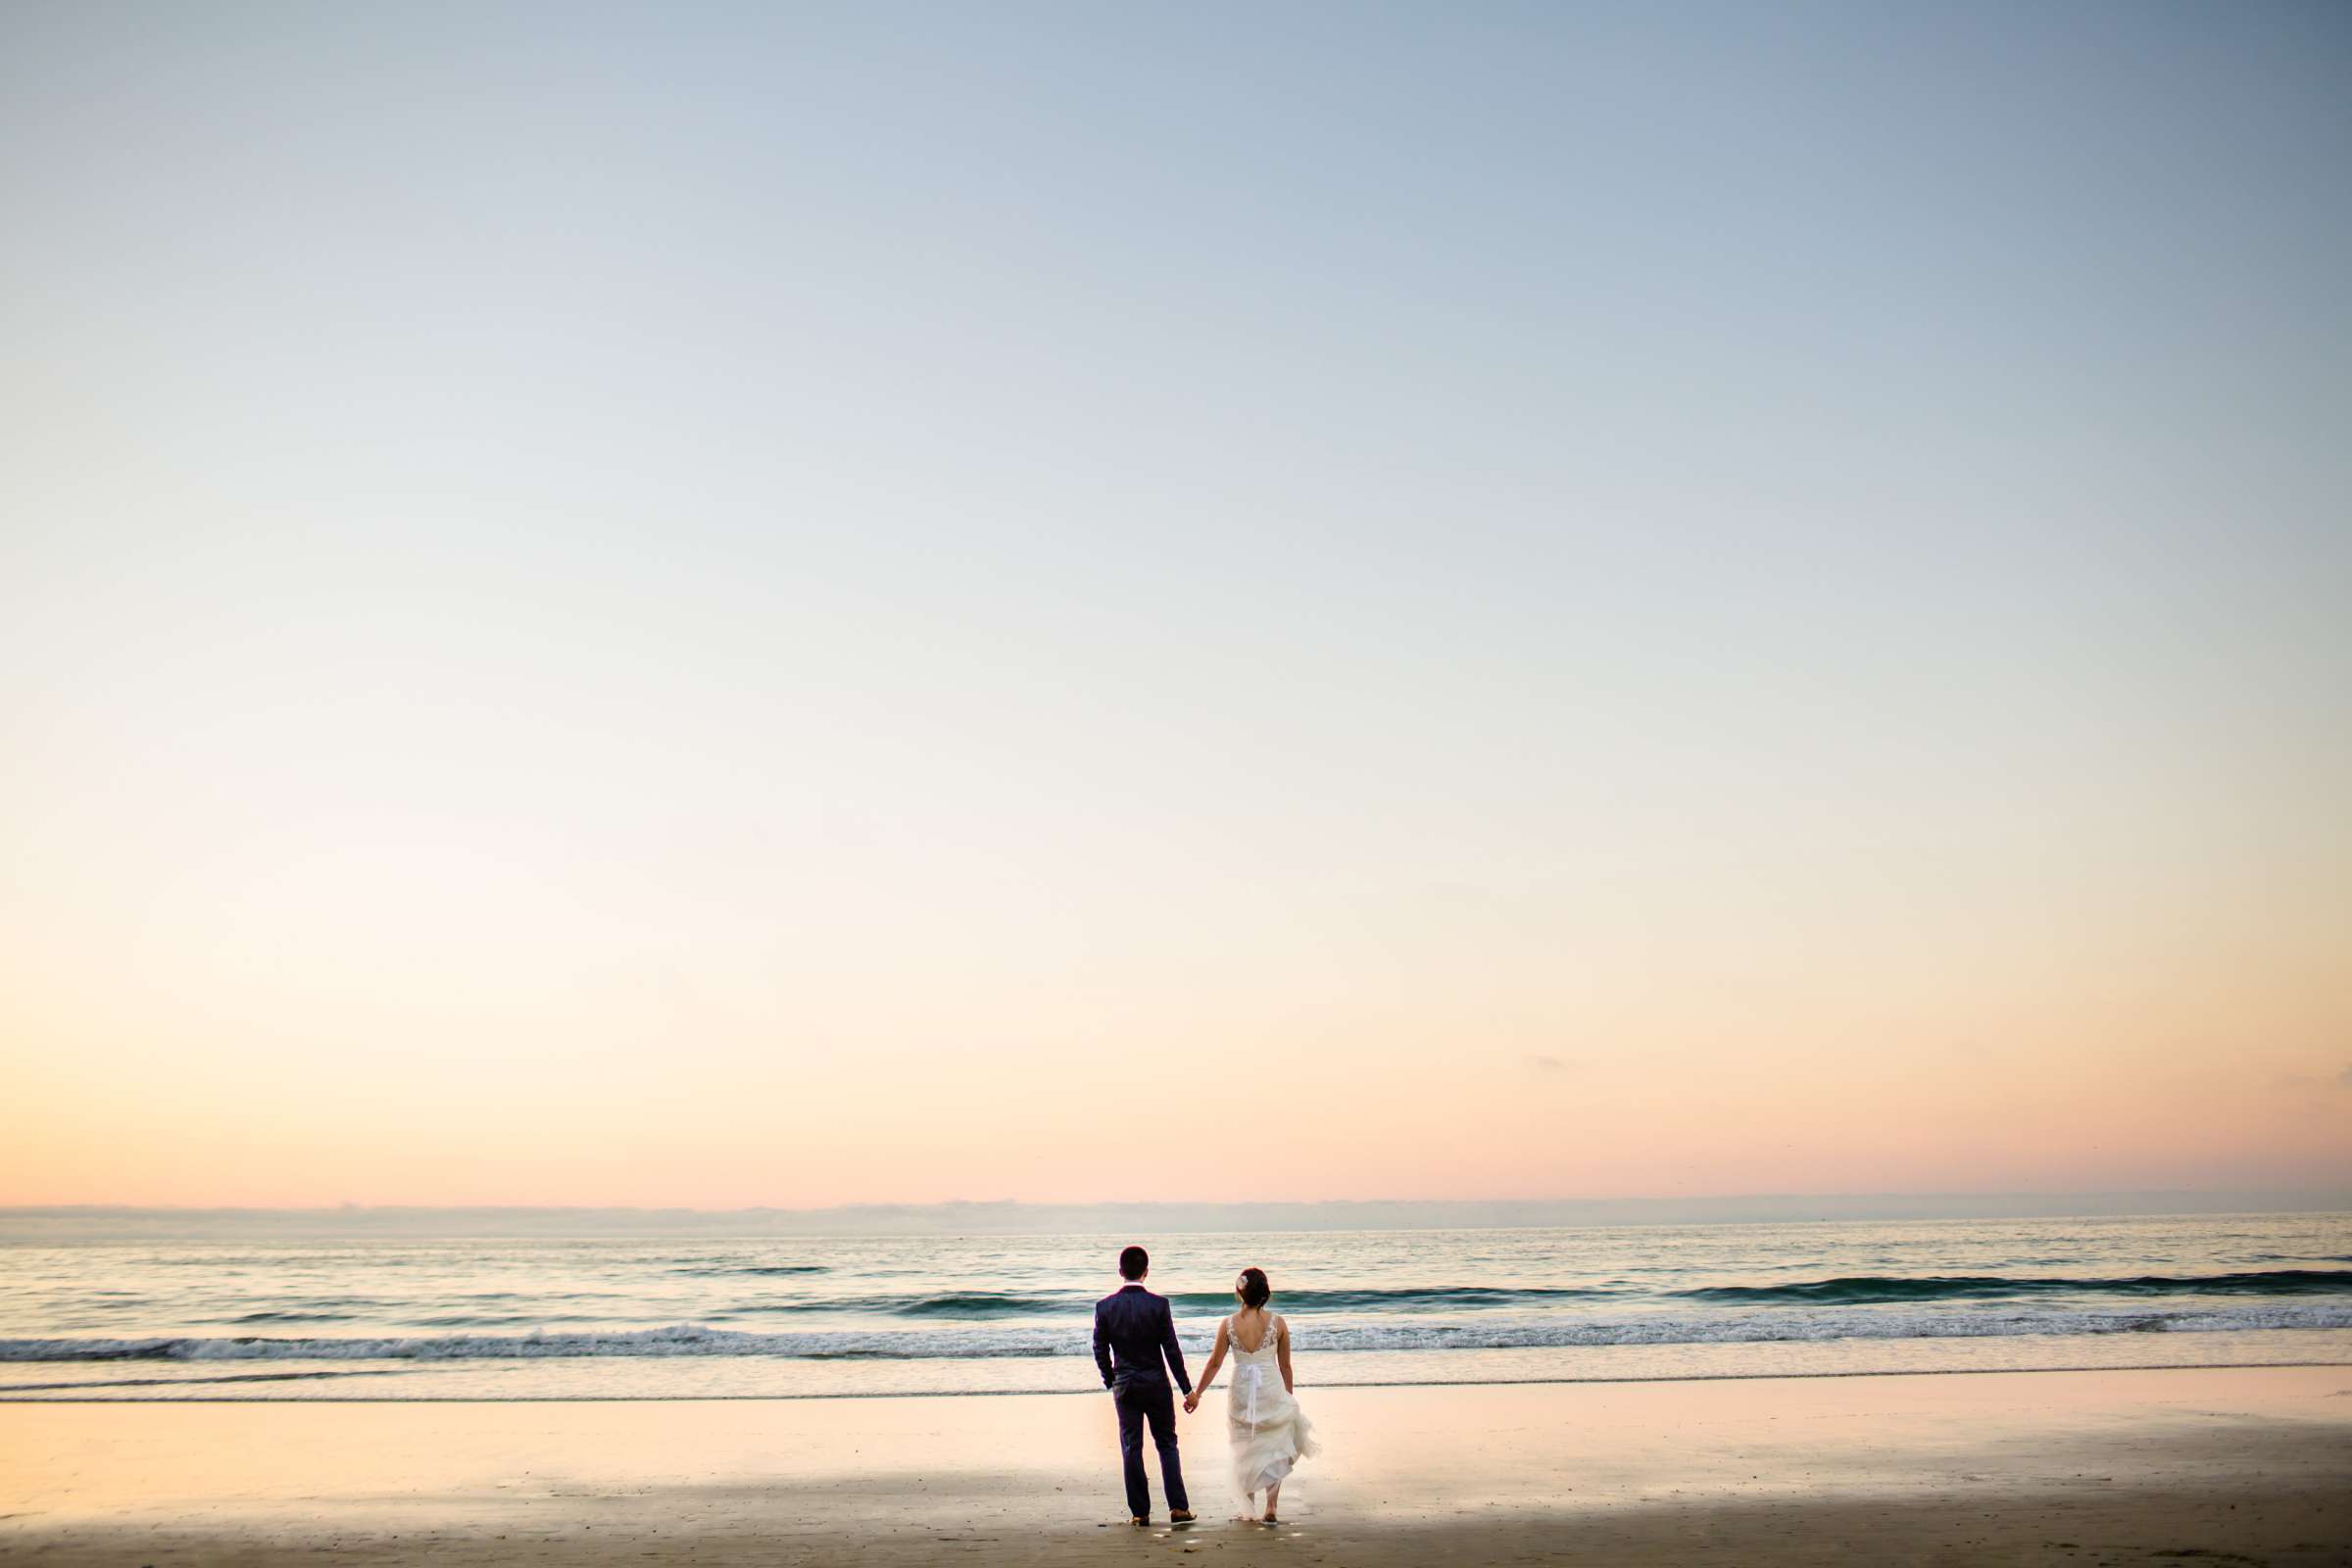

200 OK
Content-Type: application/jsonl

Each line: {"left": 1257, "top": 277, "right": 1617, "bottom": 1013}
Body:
{"left": 1223, "top": 1311, "right": 1319, "bottom": 1498}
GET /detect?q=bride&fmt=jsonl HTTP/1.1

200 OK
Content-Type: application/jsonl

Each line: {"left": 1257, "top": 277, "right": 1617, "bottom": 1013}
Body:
{"left": 1183, "top": 1267, "right": 1319, "bottom": 1523}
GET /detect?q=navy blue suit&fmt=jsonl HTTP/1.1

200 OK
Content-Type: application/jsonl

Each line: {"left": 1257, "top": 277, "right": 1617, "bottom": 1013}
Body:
{"left": 1092, "top": 1283, "right": 1191, "bottom": 1519}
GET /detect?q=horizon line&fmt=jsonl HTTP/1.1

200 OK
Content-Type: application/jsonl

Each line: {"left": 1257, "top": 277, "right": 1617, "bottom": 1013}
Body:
{"left": 7, "top": 1187, "right": 2349, "bottom": 1224}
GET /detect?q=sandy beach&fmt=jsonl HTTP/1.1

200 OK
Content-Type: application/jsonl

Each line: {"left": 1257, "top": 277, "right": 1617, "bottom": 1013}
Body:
{"left": 5, "top": 1365, "right": 2347, "bottom": 1565}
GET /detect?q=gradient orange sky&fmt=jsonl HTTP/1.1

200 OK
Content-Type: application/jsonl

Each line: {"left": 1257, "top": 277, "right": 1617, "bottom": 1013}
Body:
{"left": 5, "top": 6, "right": 2347, "bottom": 1209}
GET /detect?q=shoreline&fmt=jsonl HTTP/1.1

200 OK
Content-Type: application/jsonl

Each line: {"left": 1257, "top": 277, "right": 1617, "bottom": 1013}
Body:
{"left": 8, "top": 1365, "right": 2348, "bottom": 1564}
{"left": 10, "top": 1352, "right": 2352, "bottom": 1402}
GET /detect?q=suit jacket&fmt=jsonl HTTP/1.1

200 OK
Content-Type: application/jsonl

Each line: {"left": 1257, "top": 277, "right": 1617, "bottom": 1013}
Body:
{"left": 1092, "top": 1283, "right": 1191, "bottom": 1393}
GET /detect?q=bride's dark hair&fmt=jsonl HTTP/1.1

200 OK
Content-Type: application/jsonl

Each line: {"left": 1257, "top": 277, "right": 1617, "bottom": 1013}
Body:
{"left": 1237, "top": 1267, "right": 1271, "bottom": 1309}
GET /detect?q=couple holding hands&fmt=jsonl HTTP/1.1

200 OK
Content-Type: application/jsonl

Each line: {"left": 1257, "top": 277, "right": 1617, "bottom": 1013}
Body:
{"left": 1090, "top": 1245, "right": 1320, "bottom": 1528}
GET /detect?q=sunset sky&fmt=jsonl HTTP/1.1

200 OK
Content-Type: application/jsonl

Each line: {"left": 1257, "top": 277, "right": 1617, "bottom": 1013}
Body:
{"left": 4, "top": 3, "right": 2346, "bottom": 1209}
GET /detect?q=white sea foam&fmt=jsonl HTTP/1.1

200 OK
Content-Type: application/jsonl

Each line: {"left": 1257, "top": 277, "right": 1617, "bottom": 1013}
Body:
{"left": 8, "top": 1302, "right": 2352, "bottom": 1364}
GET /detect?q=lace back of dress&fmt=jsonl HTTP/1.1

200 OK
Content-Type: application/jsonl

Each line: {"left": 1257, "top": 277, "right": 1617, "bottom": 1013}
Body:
{"left": 1232, "top": 1309, "right": 1278, "bottom": 1359}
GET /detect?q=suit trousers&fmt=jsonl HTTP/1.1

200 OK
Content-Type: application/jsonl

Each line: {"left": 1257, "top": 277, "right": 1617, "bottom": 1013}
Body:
{"left": 1111, "top": 1375, "right": 1189, "bottom": 1519}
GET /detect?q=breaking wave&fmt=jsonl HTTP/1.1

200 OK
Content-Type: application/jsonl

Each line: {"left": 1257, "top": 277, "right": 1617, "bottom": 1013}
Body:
{"left": 1676, "top": 1270, "right": 2352, "bottom": 1304}
{"left": 8, "top": 1301, "right": 2351, "bottom": 1364}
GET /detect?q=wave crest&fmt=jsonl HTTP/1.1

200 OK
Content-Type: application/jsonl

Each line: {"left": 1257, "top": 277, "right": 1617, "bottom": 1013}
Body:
{"left": 8, "top": 1302, "right": 2352, "bottom": 1365}
{"left": 1678, "top": 1270, "right": 2352, "bottom": 1305}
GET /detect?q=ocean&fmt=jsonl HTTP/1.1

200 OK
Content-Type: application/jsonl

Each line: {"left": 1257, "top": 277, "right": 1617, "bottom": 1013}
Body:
{"left": 4, "top": 1212, "right": 2347, "bottom": 1401}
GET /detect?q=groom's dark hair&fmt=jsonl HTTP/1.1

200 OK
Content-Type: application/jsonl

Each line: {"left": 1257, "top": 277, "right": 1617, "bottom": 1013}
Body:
{"left": 1118, "top": 1245, "right": 1150, "bottom": 1281}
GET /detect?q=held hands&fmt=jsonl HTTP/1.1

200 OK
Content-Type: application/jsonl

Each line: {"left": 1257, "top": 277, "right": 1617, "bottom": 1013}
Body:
{"left": 1182, "top": 1390, "right": 1200, "bottom": 1414}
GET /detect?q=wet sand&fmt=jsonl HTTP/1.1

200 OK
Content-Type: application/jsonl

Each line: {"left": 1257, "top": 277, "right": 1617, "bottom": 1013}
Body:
{"left": 4, "top": 1365, "right": 2348, "bottom": 1564}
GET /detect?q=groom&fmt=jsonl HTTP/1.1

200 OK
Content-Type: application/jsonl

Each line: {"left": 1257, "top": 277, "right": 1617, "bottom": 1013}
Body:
{"left": 1092, "top": 1245, "right": 1195, "bottom": 1527}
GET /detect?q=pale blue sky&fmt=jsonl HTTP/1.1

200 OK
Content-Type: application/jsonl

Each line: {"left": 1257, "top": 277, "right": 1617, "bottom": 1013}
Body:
{"left": 3, "top": 3, "right": 2347, "bottom": 1205}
